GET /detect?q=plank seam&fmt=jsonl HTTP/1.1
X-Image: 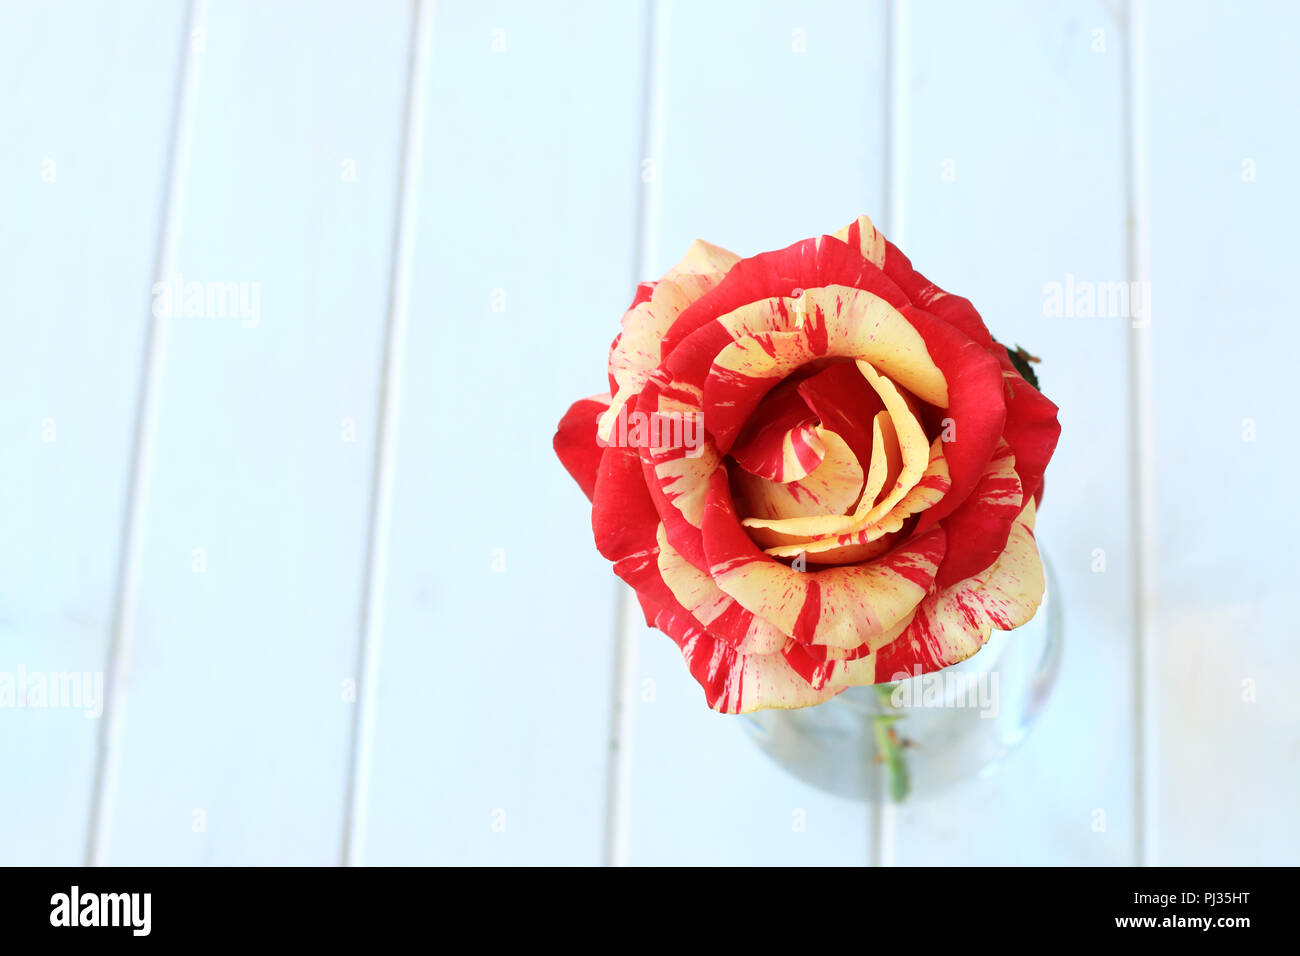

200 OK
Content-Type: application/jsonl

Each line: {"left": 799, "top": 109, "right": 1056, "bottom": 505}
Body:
{"left": 84, "top": 0, "right": 207, "bottom": 867}
{"left": 873, "top": 0, "right": 905, "bottom": 868}
{"left": 1122, "top": 0, "right": 1156, "bottom": 868}
{"left": 602, "top": 0, "right": 669, "bottom": 869}
{"left": 341, "top": 0, "right": 436, "bottom": 868}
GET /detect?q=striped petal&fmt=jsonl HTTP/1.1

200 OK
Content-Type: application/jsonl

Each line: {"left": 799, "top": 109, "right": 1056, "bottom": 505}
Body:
{"left": 761, "top": 437, "right": 950, "bottom": 561}
{"left": 598, "top": 239, "right": 739, "bottom": 442}
{"left": 553, "top": 393, "right": 611, "bottom": 502}
{"left": 995, "top": 344, "right": 1062, "bottom": 507}
{"left": 700, "top": 285, "right": 949, "bottom": 452}
{"left": 795, "top": 360, "right": 886, "bottom": 471}
{"left": 834, "top": 214, "right": 996, "bottom": 351}
{"left": 656, "top": 523, "right": 787, "bottom": 655}
{"left": 739, "top": 360, "right": 932, "bottom": 538}
{"left": 658, "top": 234, "right": 913, "bottom": 364}
{"left": 859, "top": 411, "right": 899, "bottom": 513}
{"left": 872, "top": 497, "right": 1044, "bottom": 682}
{"left": 932, "top": 438, "right": 1023, "bottom": 586}
{"left": 650, "top": 600, "right": 843, "bottom": 713}
{"left": 831, "top": 213, "right": 887, "bottom": 268}
{"left": 732, "top": 427, "right": 864, "bottom": 522}
{"left": 849, "top": 361, "right": 931, "bottom": 524}
{"left": 558, "top": 216, "right": 1059, "bottom": 712}
{"left": 703, "top": 469, "right": 944, "bottom": 649}
{"left": 729, "top": 379, "right": 824, "bottom": 482}
{"left": 900, "top": 304, "right": 1006, "bottom": 528}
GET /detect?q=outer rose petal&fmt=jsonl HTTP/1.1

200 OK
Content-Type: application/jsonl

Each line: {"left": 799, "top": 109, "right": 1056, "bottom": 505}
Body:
{"left": 599, "top": 240, "right": 739, "bottom": 442}
{"left": 658, "top": 234, "right": 912, "bottom": 362}
{"left": 933, "top": 439, "right": 1023, "bottom": 587}
{"left": 885, "top": 268, "right": 994, "bottom": 356}
{"left": 634, "top": 377, "right": 720, "bottom": 568}
{"left": 554, "top": 394, "right": 611, "bottom": 502}
{"left": 871, "top": 497, "right": 1045, "bottom": 682}
{"left": 780, "top": 613, "right": 910, "bottom": 690}
{"left": 831, "top": 213, "right": 887, "bottom": 267}
{"left": 593, "top": 443, "right": 789, "bottom": 664}
{"left": 647, "top": 600, "right": 843, "bottom": 713}
{"left": 590, "top": 462, "right": 840, "bottom": 713}
{"left": 591, "top": 442, "right": 678, "bottom": 622}
{"left": 995, "top": 345, "right": 1062, "bottom": 507}
{"left": 832, "top": 214, "right": 995, "bottom": 350}
{"left": 899, "top": 304, "right": 1006, "bottom": 528}
{"left": 655, "top": 524, "right": 787, "bottom": 655}
{"left": 616, "top": 520, "right": 840, "bottom": 713}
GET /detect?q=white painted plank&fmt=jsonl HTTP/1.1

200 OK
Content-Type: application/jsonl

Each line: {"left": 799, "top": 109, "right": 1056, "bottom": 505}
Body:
{"left": 0, "top": 0, "right": 186, "bottom": 865}
{"left": 1141, "top": 0, "right": 1300, "bottom": 865}
{"left": 885, "top": 0, "right": 1136, "bottom": 864}
{"left": 354, "top": 0, "right": 646, "bottom": 865}
{"left": 94, "top": 0, "right": 413, "bottom": 865}
{"left": 625, "top": 0, "right": 888, "bottom": 866}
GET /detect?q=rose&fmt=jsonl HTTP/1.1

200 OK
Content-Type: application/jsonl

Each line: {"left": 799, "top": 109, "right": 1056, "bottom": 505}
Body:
{"left": 555, "top": 215, "right": 1060, "bottom": 713}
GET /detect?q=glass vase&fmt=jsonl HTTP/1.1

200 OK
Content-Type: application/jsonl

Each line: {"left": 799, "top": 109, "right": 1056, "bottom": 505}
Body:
{"left": 741, "top": 555, "right": 1062, "bottom": 802}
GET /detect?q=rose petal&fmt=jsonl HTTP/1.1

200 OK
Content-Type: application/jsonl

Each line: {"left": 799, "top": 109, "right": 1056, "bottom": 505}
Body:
{"left": 729, "top": 380, "right": 824, "bottom": 482}
{"left": 872, "top": 497, "right": 1044, "bottom": 682}
{"left": 859, "top": 411, "right": 898, "bottom": 513}
{"left": 703, "top": 469, "right": 944, "bottom": 649}
{"left": 995, "top": 345, "right": 1062, "bottom": 507}
{"left": 655, "top": 523, "right": 786, "bottom": 655}
{"left": 900, "top": 303, "right": 1006, "bottom": 528}
{"left": 850, "top": 361, "right": 931, "bottom": 523}
{"left": 592, "top": 444, "right": 799, "bottom": 696}
{"left": 795, "top": 360, "right": 886, "bottom": 471}
{"left": 598, "top": 239, "right": 739, "bottom": 442}
{"left": 762, "top": 438, "right": 950, "bottom": 562}
{"left": 830, "top": 214, "right": 887, "bottom": 268}
{"left": 553, "top": 394, "right": 612, "bottom": 502}
{"left": 780, "top": 612, "right": 912, "bottom": 690}
{"left": 740, "top": 360, "right": 931, "bottom": 538}
{"left": 699, "top": 286, "right": 949, "bottom": 453}
{"left": 733, "top": 427, "right": 864, "bottom": 522}
{"left": 659, "top": 234, "right": 912, "bottom": 362}
{"left": 933, "top": 439, "right": 1023, "bottom": 586}
{"left": 591, "top": 442, "right": 669, "bottom": 599}
{"left": 648, "top": 599, "right": 843, "bottom": 713}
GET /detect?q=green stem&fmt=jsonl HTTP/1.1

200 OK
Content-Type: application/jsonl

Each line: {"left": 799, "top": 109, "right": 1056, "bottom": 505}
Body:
{"left": 871, "top": 684, "right": 910, "bottom": 802}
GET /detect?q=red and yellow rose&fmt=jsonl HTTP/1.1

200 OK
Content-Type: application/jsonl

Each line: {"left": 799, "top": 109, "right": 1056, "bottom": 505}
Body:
{"left": 555, "top": 215, "right": 1060, "bottom": 713}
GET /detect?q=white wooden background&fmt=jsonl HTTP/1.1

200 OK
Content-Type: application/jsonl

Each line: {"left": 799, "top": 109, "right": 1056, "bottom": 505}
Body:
{"left": 1, "top": 0, "right": 1295, "bottom": 866}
